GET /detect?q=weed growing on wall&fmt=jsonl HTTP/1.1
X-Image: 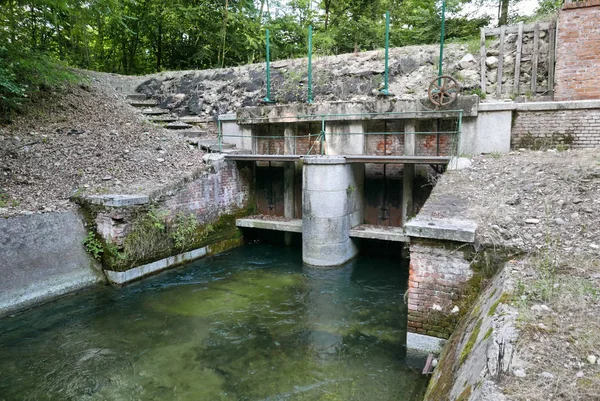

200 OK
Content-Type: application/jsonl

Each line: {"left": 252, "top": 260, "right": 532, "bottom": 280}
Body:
{"left": 172, "top": 213, "right": 199, "bottom": 251}
{"left": 83, "top": 231, "right": 104, "bottom": 260}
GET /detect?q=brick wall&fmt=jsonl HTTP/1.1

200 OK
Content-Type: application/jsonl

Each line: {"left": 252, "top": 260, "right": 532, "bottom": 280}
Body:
{"left": 164, "top": 159, "right": 252, "bottom": 221}
{"left": 408, "top": 238, "right": 474, "bottom": 339}
{"left": 555, "top": 2, "right": 600, "bottom": 100}
{"left": 512, "top": 108, "right": 600, "bottom": 148}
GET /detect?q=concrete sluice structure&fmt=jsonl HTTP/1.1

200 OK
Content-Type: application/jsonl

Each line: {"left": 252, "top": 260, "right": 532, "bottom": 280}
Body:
{"left": 224, "top": 97, "right": 479, "bottom": 267}
{"left": 225, "top": 96, "right": 494, "bottom": 342}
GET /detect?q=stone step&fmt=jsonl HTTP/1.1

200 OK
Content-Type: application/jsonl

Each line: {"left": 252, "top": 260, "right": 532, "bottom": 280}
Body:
{"left": 179, "top": 130, "right": 209, "bottom": 138}
{"left": 186, "top": 138, "right": 235, "bottom": 152}
{"left": 150, "top": 116, "right": 178, "bottom": 123}
{"left": 166, "top": 121, "right": 194, "bottom": 130}
{"left": 129, "top": 100, "right": 158, "bottom": 107}
{"left": 126, "top": 93, "right": 149, "bottom": 101}
{"left": 178, "top": 116, "right": 209, "bottom": 124}
{"left": 141, "top": 108, "right": 169, "bottom": 116}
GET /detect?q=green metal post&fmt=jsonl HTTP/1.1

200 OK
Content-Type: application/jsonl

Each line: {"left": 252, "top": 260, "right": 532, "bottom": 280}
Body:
{"left": 307, "top": 25, "right": 313, "bottom": 104}
{"left": 381, "top": 11, "right": 391, "bottom": 96}
{"left": 263, "top": 29, "right": 274, "bottom": 103}
{"left": 321, "top": 117, "right": 325, "bottom": 155}
{"left": 438, "top": 1, "right": 447, "bottom": 83}
{"left": 218, "top": 119, "right": 222, "bottom": 152}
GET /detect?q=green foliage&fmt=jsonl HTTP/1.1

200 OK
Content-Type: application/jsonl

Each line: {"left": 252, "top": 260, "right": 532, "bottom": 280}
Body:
{"left": 0, "top": 45, "right": 81, "bottom": 120}
{"left": 83, "top": 231, "right": 104, "bottom": 260}
{"left": 171, "top": 213, "right": 199, "bottom": 251}
{"left": 464, "top": 87, "right": 486, "bottom": 99}
{"left": 0, "top": 0, "right": 488, "bottom": 83}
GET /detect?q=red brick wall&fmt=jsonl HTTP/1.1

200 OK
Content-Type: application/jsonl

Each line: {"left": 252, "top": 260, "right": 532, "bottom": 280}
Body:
{"left": 408, "top": 239, "right": 474, "bottom": 339}
{"left": 164, "top": 159, "right": 252, "bottom": 222}
{"left": 555, "top": 2, "right": 600, "bottom": 100}
{"left": 512, "top": 108, "right": 600, "bottom": 148}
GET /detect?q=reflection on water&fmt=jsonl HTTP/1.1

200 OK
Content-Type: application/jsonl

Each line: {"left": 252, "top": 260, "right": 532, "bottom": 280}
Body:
{"left": 0, "top": 243, "right": 428, "bottom": 401}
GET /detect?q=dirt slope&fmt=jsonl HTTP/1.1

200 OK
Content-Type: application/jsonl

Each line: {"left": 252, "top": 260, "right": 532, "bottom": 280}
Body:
{"left": 0, "top": 73, "right": 204, "bottom": 217}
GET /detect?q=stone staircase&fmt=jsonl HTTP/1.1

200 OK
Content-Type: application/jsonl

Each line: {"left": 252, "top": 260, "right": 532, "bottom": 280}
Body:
{"left": 124, "top": 93, "right": 236, "bottom": 153}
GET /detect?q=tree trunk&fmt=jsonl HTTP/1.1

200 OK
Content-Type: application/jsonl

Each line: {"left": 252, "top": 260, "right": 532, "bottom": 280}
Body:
{"left": 499, "top": 0, "right": 509, "bottom": 27}
{"left": 221, "top": 0, "right": 229, "bottom": 68}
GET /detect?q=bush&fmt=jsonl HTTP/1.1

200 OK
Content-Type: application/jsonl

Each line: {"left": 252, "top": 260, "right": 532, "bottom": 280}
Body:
{"left": 0, "top": 46, "right": 81, "bottom": 122}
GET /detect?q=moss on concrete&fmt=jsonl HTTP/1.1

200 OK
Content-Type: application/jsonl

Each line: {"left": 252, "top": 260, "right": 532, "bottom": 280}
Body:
{"left": 460, "top": 318, "right": 482, "bottom": 365}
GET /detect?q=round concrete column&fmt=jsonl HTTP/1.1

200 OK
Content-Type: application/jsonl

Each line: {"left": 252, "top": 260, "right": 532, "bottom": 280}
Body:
{"left": 302, "top": 156, "right": 358, "bottom": 267}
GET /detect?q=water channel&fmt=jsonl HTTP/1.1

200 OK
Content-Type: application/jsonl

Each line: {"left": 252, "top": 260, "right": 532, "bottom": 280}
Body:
{"left": 0, "top": 243, "right": 428, "bottom": 400}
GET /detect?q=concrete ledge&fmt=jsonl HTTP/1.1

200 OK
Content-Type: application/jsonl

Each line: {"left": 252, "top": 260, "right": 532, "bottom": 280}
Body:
{"left": 104, "top": 236, "right": 243, "bottom": 285}
{"left": 407, "top": 332, "right": 446, "bottom": 353}
{"left": 349, "top": 225, "right": 409, "bottom": 242}
{"left": 303, "top": 155, "right": 347, "bottom": 165}
{"left": 405, "top": 217, "right": 477, "bottom": 243}
{"left": 105, "top": 247, "right": 209, "bottom": 285}
{"left": 85, "top": 194, "right": 150, "bottom": 207}
{"left": 480, "top": 99, "right": 600, "bottom": 112}
{"left": 236, "top": 218, "right": 303, "bottom": 233}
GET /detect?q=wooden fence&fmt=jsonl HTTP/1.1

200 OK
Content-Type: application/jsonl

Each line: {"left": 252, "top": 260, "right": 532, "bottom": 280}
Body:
{"left": 480, "top": 20, "right": 557, "bottom": 97}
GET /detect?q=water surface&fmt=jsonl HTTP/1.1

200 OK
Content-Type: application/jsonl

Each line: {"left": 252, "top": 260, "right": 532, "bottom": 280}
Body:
{"left": 0, "top": 243, "right": 428, "bottom": 400}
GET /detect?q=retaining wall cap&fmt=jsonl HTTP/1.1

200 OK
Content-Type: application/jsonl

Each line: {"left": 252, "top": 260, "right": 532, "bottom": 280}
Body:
{"left": 85, "top": 194, "right": 150, "bottom": 207}
{"left": 303, "top": 156, "right": 347, "bottom": 165}
{"left": 480, "top": 99, "right": 600, "bottom": 112}
{"left": 405, "top": 217, "right": 477, "bottom": 243}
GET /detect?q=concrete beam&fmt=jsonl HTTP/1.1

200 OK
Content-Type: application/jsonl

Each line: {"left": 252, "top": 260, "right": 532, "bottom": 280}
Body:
{"left": 236, "top": 218, "right": 302, "bottom": 233}
{"left": 349, "top": 225, "right": 408, "bottom": 242}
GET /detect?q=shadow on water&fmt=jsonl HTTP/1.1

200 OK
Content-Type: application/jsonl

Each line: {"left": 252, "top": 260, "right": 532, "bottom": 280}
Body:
{"left": 0, "top": 243, "right": 428, "bottom": 401}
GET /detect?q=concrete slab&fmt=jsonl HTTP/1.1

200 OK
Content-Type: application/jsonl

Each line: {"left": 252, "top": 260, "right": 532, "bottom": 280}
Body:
{"left": 85, "top": 194, "right": 150, "bottom": 207}
{"left": 236, "top": 218, "right": 303, "bottom": 233}
{"left": 349, "top": 225, "right": 409, "bottom": 242}
{"left": 405, "top": 217, "right": 477, "bottom": 243}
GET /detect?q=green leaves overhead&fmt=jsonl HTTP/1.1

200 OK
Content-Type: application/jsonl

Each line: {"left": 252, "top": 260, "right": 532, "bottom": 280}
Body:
{"left": 0, "top": 0, "right": 497, "bottom": 77}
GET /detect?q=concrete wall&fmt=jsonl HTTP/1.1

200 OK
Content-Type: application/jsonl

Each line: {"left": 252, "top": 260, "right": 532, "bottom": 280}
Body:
{"left": 555, "top": 1, "right": 600, "bottom": 101}
{"left": 460, "top": 110, "right": 512, "bottom": 154}
{"left": 0, "top": 211, "right": 105, "bottom": 315}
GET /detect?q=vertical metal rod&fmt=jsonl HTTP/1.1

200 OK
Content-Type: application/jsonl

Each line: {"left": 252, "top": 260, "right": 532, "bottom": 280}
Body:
{"left": 307, "top": 25, "right": 313, "bottom": 104}
{"left": 263, "top": 29, "right": 272, "bottom": 103}
{"left": 438, "top": 0, "right": 447, "bottom": 84}
{"left": 382, "top": 11, "right": 391, "bottom": 95}
{"left": 321, "top": 117, "right": 325, "bottom": 155}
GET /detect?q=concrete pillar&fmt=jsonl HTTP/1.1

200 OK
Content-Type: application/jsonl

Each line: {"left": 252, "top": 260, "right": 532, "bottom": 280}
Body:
{"left": 302, "top": 156, "right": 359, "bottom": 267}
{"left": 284, "top": 124, "right": 296, "bottom": 155}
{"left": 402, "top": 120, "right": 416, "bottom": 226}
{"left": 284, "top": 161, "right": 295, "bottom": 246}
{"left": 324, "top": 121, "right": 365, "bottom": 155}
{"left": 239, "top": 125, "right": 254, "bottom": 153}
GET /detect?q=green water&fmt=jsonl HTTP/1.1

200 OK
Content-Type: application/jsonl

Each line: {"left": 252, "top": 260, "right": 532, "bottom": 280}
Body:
{"left": 0, "top": 244, "right": 428, "bottom": 401}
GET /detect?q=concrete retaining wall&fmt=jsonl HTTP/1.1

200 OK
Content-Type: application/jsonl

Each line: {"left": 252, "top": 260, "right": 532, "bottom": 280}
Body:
{"left": 0, "top": 211, "right": 105, "bottom": 316}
